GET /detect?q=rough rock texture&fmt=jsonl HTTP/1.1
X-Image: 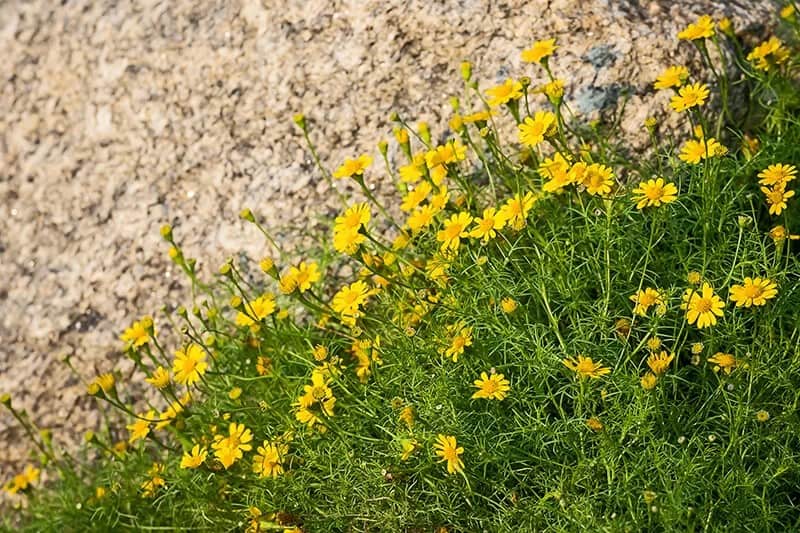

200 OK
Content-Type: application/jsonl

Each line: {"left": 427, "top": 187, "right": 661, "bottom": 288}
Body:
{"left": 0, "top": 0, "right": 775, "bottom": 481}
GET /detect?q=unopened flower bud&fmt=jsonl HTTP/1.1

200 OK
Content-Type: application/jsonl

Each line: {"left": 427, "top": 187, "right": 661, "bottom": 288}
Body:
{"left": 239, "top": 208, "right": 255, "bottom": 222}
{"left": 160, "top": 224, "right": 173, "bottom": 241}
{"left": 292, "top": 113, "right": 306, "bottom": 129}
{"left": 460, "top": 61, "right": 472, "bottom": 82}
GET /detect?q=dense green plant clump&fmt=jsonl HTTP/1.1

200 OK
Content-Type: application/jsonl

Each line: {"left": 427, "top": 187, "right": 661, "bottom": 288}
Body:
{"left": 4, "top": 7, "right": 800, "bottom": 533}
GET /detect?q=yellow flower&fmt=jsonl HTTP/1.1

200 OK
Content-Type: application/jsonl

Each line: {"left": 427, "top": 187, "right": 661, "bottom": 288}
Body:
{"left": 542, "top": 79, "right": 565, "bottom": 100}
{"left": 333, "top": 227, "right": 365, "bottom": 255}
{"left": 582, "top": 163, "right": 614, "bottom": 196}
{"left": 691, "top": 342, "right": 704, "bottom": 355}
{"left": 437, "top": 212, "right": 473, "bottom": 254}
{"left": 521, "top": 38, "right": 557, "bottom": 64}
{"left": 707, "top": 352, "right": 738, "bottom": 374}
{"left": 757, "top": 164, "right": 796, "bottom": 187}
{"left": 400, "top": 439, "right": 418, "bottom": 461}
{"left": 586, "top": 417, "right": 604, "bottom": 432}
{"left": 485, "top": 78, "right": 523, "bottom": 107}
{"left": 290, "top": 262, "right": 321, "bottom": 293}
{"left": 540, "top": 154, "right": 574, "bottom": 193}
{"left": 769, "top": 225, "right": 800, "bottom": 243}
{"left": 399, "top": 406, "right": 415, "bottom": 428}
{"left": 646, "top": 336, "right": 662, "bottom": 352}
{"left": 632, "top": 178, "right": 678, "bottom": 209}
{"left": 747, "top": 37, "right": 790, "bottom": 71}
{"left": 729, "top": 277, "right": 778, "bottom": 307}
{"left": 470, "top": 207, "right": 507, "bottom": 243}
{"left": 256, "top": 356, "right": 272, "bottom": 376}
{"left": 235, "top": 294, "right": 277, "bottom": 330}
{"left": 145, "top": 367, "right": 170, "bottom": 389}
{"left": 88, "top": 373, "right": 115, "bottom": 395}
{"left": 687, "top": 271, "right": 702, "bottom": 285}
{"left": 518, "top": 111, "right": 557, "bottom": 147}
{"left": 401, "top": 181, "right": 433, "bottom": 212}
{"left": 252, "top": 441, "right": 287, "bottom": 478}
{"left": 677, "top": 15, "right": 715, "bottom": 41}
{"left": 180, "top": 444, "right": 208, "bottom": 469}
{"left": 434, "top": 434, "right": 464, "bottom": 475}
{"left": 212, "top": 422, "right": 254, "bottom": 469}
{"left": 640, "top": 372, "right": 658, "bottom": 390}
{"left": 120, "top": 316, "right": 153, "bottom": 348}
{"left": 781, "top": 4, "right": 795, "bottom": 20}
{"left": 562, "top": 355, "right": 611, "bottom": 379}
{"left": 399, "top": 155, "right": 425, "bottom": 184}
{"left": 425, "top": 141, "right": 466, "bottom": 169}
{"left": 761, "top": 185, "right": 795, "bottom": 215}
{"left": 682, "top": 283, "right": 724, "bottom": 329}
{"left": 679, "top": 138, "right": 726, "bottom": 164}
{"left": 333, "top": 154, "right": 372, "bottom": 179}
{"left": 172, "top": 344, "right": 208, "bottom": 386}
{"left": 629, "top": 287, "right": 665, "bottom": 316}
{"left": 140, "top": 463, "right": 165, "bottom": 498}
{"left": 334, "top": 203, "right": 371, "bottom": 233}
{"left": 442, "top": 323, "right": 473, "bottom": 362}
{"left": 755, "top": 409, "right": 770, "bottom": 422}
{"left": 3, "top": 465, "right": 41, "bottom": 495}
{"left": 670, "top": 83, "right": 710, "bottom": 112}
{"left": 313, "top": 345, "right": 328, "bottom": 361}
{"left": 404, "top": 205, "right": 436, "bottom": 234}
{"left": 229, "top": 387, "right": 243, "bottom": 400}
{"left": 471, "top": 372, "right": 510, "bottom": 400}
{"left": 647, "top": 351, "right": 675, "bottom": 375}
{"left": 498, "top": 191, "right": 536, "bottom": 230}
{"left": 127, "top": 410, "right": 155, "bottom": 444}
{"left": 653, "top": 66, "right": 689, "bottom": 90}
{"left": 331, "top": 280, "right": 370, "bottom": 322}
{"left": 500, "top": 297, "right": 518, "bottom": 314}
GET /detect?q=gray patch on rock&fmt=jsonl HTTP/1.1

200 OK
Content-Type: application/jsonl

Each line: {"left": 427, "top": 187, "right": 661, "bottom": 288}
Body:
{"left": 575, "top": 84, "right": 623, "bottom": 113}
{"left": 582, "top": 44, "right": 618, "bottom": 69}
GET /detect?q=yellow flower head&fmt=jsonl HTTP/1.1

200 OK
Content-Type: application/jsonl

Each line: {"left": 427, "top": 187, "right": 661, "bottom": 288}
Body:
{"left": 437, "top": 212, "right": 474, "bottom": 254}
{"left": 757, "top": 164, "right": 796, "bottom": 187}
{"left": 582, "top": 163, "right": 614, "bottom": 196}
{"left": 486, "top": 79, "right": 523, "bottom": 107}
{"left": 252, "top": 441, "right": 287, "bottom": 478}
{"left": 500, "top": 297, "right": 518, "bottom": 314}
{"left": 586, "top": 417, "right": 604, "bottom": 432}
{"left": 399, "top": 405, "right": 415, "bottom": 428}
{"left": 180, "top": 444, "right": 208, "bottom": 469}
{"left": 562, "top": 355, "right": 611, "bottom": 379}
{"left": 653, "top": 66, "right": 689, "bottom": 90}
{"left": 442, "top": 323, "right": 473, "bottom": 362}
{"left": 540, "top": 154, "right": 573, "bottom": 193}
{"left": 769, "top": 225, "right": 800, "bottom": 243}
{"left": 425, "top": 141, "right": 467, "bottom": 169}
{"left": 334, "top": 203, "right": 371, "bottom": 233}
{"left": 289, "top": 261, "right": 321, "bottom": 293}
{"left": 145, "top": 366, "right": 170, "bottom": 389}
{"left": 729, "top": 277, "right": 778, "bottom": 307}
{"left": 470, "top": 207, "right": 507, "bottom": 243}
{"left": 677, "top": 15, "right": 715, "bottom": 41}
{"left": 212, "top": 422, "right": 254, "bottom": 469}
{"left": 172, "top": 344, "right": 208, "bottom": 386}
{"left": 472, "top": 371, "right": 511, "bottom": 400}
{"left": 331, "top": 280, "right": 370, "bottom": 322}
{"left": 401, "top": 181, "right": 433, "bottom": 212}
{"left": 761, "top": 185, "right": 795, "bottom": 215}
{"left": 632, "top": 178, "right": 678, "bottom": 209}
{"left": 640, "top": 372, "right": 658, "bottom": 390}
{"left": 708, "top": 352, "right": 738, "bottom": 374}
{"left": 647, "top": 351, "right": 675, "bottom": 375}
{"left": 235, "top": 294, "right": 277, "bottom": 330}
{"left": 629, "top": 287, "right": 666, "bottom": 316}
{"left": 682, "top": 283, "right": 724, "bottom": 329}
{"left": 434, "top": 434, "right": 464, "bottom": 475}
{"left": 518, "top": 111, "right": 557, "bottom": 147}
{"left": 679, "top": 138, "right": 726, "bottom": 164}
{"left": 333, "top": 154, "right": 373, "bottom": 179}
{"left": 120, "top": 316, "right": 153, "bottom": 348}
{"left": 747, "top": 37, "right": 790, "bottom": 71}
{"left": 521, "top": 38, "right": 557, "bottom": 64}
{"left": 127, "top": 410, "right": 155, "bottom": 445}
{"left": 498, "top": 191, "right": 537, "bottom": 230}
{"left": 670, "top": 83, "right": 710, "bottom": 112}
{"left": 400, "top": 438, "right": 418, "bottom": 461}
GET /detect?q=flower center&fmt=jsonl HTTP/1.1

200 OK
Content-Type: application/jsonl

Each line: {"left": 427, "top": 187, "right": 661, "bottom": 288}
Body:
{"left": 694, "top": 297, "right": 713, "bottom": 312}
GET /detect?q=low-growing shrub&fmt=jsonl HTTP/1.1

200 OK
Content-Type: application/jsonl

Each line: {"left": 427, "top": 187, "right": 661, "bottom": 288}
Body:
{"left": 4, "top": 7, "right": 800, "bottom": 533}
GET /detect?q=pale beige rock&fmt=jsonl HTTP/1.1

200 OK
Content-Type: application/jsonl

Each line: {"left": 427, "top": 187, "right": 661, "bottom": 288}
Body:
{"left": 0, "top": 0, "right": 775, "bottom": 482}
